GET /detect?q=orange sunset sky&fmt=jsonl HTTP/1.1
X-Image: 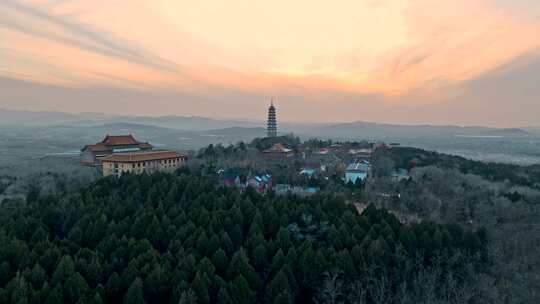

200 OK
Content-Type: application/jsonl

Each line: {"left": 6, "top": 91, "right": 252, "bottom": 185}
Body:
{"left": 1, "top": 0, "right": 540, "bottom": 126}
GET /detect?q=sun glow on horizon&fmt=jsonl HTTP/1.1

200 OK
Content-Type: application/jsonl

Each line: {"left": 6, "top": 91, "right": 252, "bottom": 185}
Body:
{"left": 1, "top": 0, "right": 540, "bottom": 100}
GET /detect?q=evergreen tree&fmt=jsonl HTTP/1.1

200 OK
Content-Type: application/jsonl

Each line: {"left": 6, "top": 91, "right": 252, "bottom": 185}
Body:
{"left": 85, "top": 257, "right": 103, "bottom": 288}
{"left": 0, "top": 261, "right": 10, "bottom": 287}
{"left": 252, "top": 244, "right": 268, "bottom": 271}
{"left": 266, "top": 269, "right": 291, "bottom": 303}
{"left": 216, "top": 286, "right": 232, "bottom": 304}
{"left": 124, "top": 277, "right": 145, "bottom": 304}
{"left": 274, "top": 291, "right": 293, "bottom": 304}
{"left": 64, "top": 272, "right": 89, "bottom": 303}
{"left": 220, "top": 232, "right": 234, "bottom": 254}
{"left": 229, "top": 225, "right": 244, "bottom": 248}
{"left": 270, "top": 250, "right": 286, "bottom": 275}
{"left": 29, "top": 263, "right": 47, "bottom": 288}
{"left": 144, "top": 264, "right": 169, "bottom": 302}
{"left": 192, "top": 272, "right": 211, "bottom": 303}
{"left": 230, "top": 275, "right": 253, "bottom": 304}
{"left": 227, "top": 249, "right": 261, "bottom": 291}
{"left": 178, "top": 289, "right": 197, "bottom": 304}
{"left": 51, "top": 256, "right": 75, "bottom": 286}
{"left": 105, "top": 272, "right": 122, "bottom": 303}
{"left": 212, "top": 249, "right": 229, "bottom": 275}
{"left": 86, "top": 293, "right": 104, "bottom": 304}
{"left": 45, "top": 286, "right": 63, "bottom": 304}
{"left": 7, "top": 272, "right": 30, "bottom": 304}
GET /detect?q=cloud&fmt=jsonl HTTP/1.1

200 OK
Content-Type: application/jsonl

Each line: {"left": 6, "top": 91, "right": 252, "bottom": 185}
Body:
{"left": 2, "top": 50, "right": 539, "bottom": 128}
{"left": 0, "top": 0, "right": 539, "bottom": 117}
{"left": 0, "top": 0, "right": 181, "bottom": 80}
{"left": 359, "top": 0, "right": 540, "bottom": 96}
{"left": 2, "top": 1, "right": 140, "bottom": 57}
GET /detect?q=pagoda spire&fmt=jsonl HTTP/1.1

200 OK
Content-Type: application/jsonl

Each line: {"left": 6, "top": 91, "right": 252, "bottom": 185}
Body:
{"left": 267, "top": 99, "right": 277, "bottom": 137}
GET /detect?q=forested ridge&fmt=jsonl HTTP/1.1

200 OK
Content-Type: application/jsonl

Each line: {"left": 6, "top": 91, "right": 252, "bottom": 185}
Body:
{"left": 0, "top": 169, "right": 490, "bottom": 304}
{"left": 383, "top": 147, "right": 540, "bottom": 188}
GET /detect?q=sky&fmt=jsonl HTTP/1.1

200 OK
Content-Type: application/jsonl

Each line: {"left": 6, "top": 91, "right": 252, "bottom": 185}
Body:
{"left": 1, "top": 0, "right": 540, "bottom": 126}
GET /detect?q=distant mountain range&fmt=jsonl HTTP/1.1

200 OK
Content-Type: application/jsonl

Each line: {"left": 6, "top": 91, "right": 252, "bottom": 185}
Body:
{"left": 0, "top": 108, "right": 535, "bottom": 140}
{"left": 294, "top": 121, "right": 532, "bottom": 139}
{"left": 0, "top": 109, "right": 259, "bottom": 131}
{"left": 1, "top": 109, "right": 538, "bottom": 165}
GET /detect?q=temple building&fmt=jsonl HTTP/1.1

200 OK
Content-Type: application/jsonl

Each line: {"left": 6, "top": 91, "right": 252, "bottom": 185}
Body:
{"left": 267, "top": 99, "right": 277, "bottom": 137}
{"left": 81, "top": 134, "right": 153, "bottom": 166}
{"left": 101, "top": 150, "right": 187, "bottom": 177}
{"left": 261, "top": 143, "right": 294, "bottom": 159}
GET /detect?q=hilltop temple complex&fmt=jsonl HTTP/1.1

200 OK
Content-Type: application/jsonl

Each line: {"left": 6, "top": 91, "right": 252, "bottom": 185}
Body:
{"left": 81, "top": 134, "right": 186, "bottom": 177}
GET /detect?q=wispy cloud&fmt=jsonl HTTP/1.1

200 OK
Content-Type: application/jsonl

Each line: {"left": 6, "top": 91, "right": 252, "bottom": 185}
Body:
{"left": 0, "top": 0, "right": 181, "bottom": 78}
{"left": 0, "top": 0, "right": 539, "bottom": 99}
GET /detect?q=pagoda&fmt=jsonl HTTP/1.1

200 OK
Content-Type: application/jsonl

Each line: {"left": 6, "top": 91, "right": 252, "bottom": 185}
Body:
{"left": 267, "top": 99, "right": 277, "bottom": 137}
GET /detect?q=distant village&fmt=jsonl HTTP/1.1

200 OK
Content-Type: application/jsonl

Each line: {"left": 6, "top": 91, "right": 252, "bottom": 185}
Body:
{"left": 80, "top": 100, "right": 409, "bottom": 195}
{"left": 213, "top": 138, "right": 408, "bottom": 196}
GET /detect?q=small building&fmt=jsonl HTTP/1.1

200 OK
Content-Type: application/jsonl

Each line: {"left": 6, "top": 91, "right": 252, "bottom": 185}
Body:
{"left": 345, "top": 161, "right": 371, "bottom": 184}
{"left": 299, "top": 168, "right": 317, "bottom": 177}
{"left": 101, "top": 150, "right": 187, "bottom": 177}
{"left": 348, "top": 148, "right": 373, "bottom": 160}
{"left": 81, "top": 134, "right": 153, "bottom": 166}
{"left": 246, "top": 173, "right": 273, "bottom": 193}
{"left": 374, "top": 143, "right": 390, "bottom": 150}
{"left": 391, "top": 168, "right": 409, "bottom": 182}
{"left": 299, "top": 162, "right": 326, "bottom": 177}
{"left": 218, "top": 170, "right": 243, "bottom": 188}
{"left": 218, "top": 170, "right": 272, "bottom": 193}
{"left": 275, "top": 184, "right": 319, "bottom": 196}
{"left": 316, "top": 148, "right": 330, "bottom": 155}
{"left": 261, "top": 143, "right": 295, "bottom": 159}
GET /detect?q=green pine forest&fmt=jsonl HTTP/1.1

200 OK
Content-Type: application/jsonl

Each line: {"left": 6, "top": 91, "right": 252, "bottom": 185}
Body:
{"left": 0, "top": 168, "right": 490, "bottom": 304}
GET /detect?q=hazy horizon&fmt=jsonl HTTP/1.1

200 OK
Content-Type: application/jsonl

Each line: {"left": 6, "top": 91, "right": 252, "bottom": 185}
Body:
{"left": 2, "top": 105, "right": 540, "bottom": 129}
{"left": 1, "top": 0, "right": 540, "bottom": 127}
